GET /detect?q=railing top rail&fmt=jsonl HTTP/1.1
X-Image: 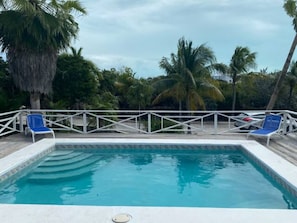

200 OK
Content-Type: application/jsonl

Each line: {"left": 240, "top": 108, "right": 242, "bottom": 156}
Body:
{"left": 22, "top": 109, "right": 292, "bottom": 114}
{"left": 0, "top": 110, "right": 22, "bottom": 117}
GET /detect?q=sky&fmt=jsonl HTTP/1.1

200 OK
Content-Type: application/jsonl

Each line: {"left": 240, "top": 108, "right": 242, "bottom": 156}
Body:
{"left": 71, "top": 0, "right": 297, "bottom": 78}
{"left": 1, "top": 0, "right": 295, "bottom": 78}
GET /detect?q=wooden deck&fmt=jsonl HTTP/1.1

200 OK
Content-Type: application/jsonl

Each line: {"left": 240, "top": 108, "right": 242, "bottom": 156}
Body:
{"left": 0, "top": 132, "right": 297, "bottom": 166}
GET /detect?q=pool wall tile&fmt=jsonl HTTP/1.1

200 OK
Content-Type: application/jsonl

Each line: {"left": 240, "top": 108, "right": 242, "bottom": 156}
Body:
{"left": 0, "top": 146, "right": 55, "bottom": 185}
{"left": 242, "top": 147, "right": 297, "bottom": 204}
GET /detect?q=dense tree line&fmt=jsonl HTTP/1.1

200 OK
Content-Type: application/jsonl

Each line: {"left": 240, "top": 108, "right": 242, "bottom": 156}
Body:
{"left": 0, "top": 52, "right": 296, "bottom": 112}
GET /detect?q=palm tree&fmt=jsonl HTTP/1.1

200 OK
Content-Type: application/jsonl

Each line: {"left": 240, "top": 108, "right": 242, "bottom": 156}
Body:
{"left": 0, "top": 0, "right": 86, "bottom": 109}
{"left": 229, "top": 46, "right": 256, "bottom": 111}
{"left": 267, "top": 0, "right": 297, "bottom": 110}
{"left": 153, "top": 37, "right": 224, "bottom": 111}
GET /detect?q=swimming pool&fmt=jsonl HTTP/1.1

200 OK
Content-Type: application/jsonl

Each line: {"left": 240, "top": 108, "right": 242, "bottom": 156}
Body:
{"left": 0, "top": 144, "right": 296, "bottom": 208}
{"left": 0, "top": 138, "right": 297, "bottom": 223}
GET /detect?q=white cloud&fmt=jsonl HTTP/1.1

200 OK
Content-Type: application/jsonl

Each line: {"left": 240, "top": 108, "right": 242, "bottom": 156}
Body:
{"left": 72, "top": 0, "right": 296, "bottom": 77}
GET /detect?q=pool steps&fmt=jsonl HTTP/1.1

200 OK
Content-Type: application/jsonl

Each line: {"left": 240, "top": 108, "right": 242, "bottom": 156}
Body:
{"left": 28, "top": 150, "right": 101, "bottom": 183}
{"left": 32, "top": 157, "right": 99, "bottom": 173}
{"left": 45, "top": 150, "right": 81, "bottom": 161}
{"left": 40, "top": 153, "right": 94, "bottom": 167}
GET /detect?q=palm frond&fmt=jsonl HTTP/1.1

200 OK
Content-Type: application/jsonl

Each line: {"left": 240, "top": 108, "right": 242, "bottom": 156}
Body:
{"left": 212, "top": 63, "right": 230, "bottom": 74}
{"left": 188, "top": 90, "right": 205, "bottom": 110}
{"left": 284, "top": 0, "right": 297, "bottom": 18}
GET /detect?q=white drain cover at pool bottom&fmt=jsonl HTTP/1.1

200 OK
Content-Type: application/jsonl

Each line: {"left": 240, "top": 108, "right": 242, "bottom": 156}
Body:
{"left": 112, "top": 213, "right": 132, "bottom": 223}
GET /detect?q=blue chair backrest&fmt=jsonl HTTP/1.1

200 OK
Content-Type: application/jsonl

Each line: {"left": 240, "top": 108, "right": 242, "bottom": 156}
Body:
{"left": 27, "top": 114, "right": 45, "bottom": 128}
{"left": 262, "top": 114, "right": 282, "bottom": 130}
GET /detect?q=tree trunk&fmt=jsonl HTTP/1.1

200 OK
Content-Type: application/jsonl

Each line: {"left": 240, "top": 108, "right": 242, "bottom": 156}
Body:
{"left": 266, "top": 33, "right": 297, "bottom": 110}
{"left": 30, "top": 92, "right": 41, "bottom": 109}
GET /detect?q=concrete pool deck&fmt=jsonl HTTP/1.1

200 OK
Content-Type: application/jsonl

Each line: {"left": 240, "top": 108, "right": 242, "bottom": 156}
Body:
{"left": 0, "top": 136, "right": 297, "bottom": 223}
{"left": 0, "top": 204, "right": 297, "bottom": 223}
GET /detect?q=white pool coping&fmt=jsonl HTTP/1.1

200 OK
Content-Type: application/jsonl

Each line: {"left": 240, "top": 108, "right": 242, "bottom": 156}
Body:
{"left": 0, "top": 138, "right": 297, "bottom": 223}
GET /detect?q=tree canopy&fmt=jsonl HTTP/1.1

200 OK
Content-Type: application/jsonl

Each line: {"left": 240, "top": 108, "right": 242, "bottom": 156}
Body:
{"left": 52, "top": 48, "right": 100, "bottom": 109}
{"left": 154, "top": 38, "right": 224, "bottom": 111}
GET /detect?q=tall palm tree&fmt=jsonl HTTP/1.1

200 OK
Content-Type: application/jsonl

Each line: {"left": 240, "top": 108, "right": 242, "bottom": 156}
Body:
{"left": 153, "top": 37, "right": 224, "bottom": 111}
{"left": 267, "top": 0, "right": 297, "bottom": 110}
{"left": 0, "top": 0, "right": 86, "bottom": 109}
{"left": 229, "top": 46, "right": 256, "bottom": 111}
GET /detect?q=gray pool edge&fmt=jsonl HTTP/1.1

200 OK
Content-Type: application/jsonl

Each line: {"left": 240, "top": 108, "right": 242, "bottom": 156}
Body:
{"left": 0, "top": 138, "right": 297, "bottom": 223}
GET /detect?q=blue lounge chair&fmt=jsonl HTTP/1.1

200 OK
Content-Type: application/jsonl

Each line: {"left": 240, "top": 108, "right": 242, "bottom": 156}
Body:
{"left": 26, "top": 114, "right": 55, "bottom": 142}
{"left": 247, "top": 114, "right": 282, "bottom": 146}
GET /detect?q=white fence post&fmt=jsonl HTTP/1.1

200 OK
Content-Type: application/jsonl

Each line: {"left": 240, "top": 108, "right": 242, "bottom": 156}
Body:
{"left": 214, "top": 112, "right": 218, "bottom": 135}
{"left": 83, "top": 112, "right": 87, "bottom": 133}
{"left": 18, "top": 110, "right": 24, "bottom": 133}
{"left": 148, "top": 112, "right": 151, "bottom": 133}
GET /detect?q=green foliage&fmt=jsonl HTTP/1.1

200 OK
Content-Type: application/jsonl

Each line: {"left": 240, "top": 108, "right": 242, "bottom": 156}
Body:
{"left": 96, "top": 69, "right": 120, "bottom": 110}
{"left": 94, "top": 92, "right": 119, "bottom": 110}
{"left": 216, "top": 81, "right": 233, "bottom": 110}
{"left": 286, "top": 61, "right": 297, "bottom": 108}
{"left": 114, "top": 67, "right": 136, "bottom": 108}
{"left": 0, "top": 57, "right": 28, "bottom": 111}
{"left": 0, "top": 0, "right": 86, "bottom": 51}
{"left": 215, "top": 69, "right": 297, "bottom": 111}
{"left": 52, "top": 52, "right": 121, "bottom": 110}
{"left": 237, "top": 73, "right": 274, "bottom": 109}
{"left": 99, "top": 69, "right": 119, "bottom": 94}
{"left": 126, "top": 78, "right": 153, "bottom": 109}
{"left": 284, "top": 0, "right": 297, "bottom": 30}
{"left": 111, "top": 67, "right": 153, "bottom": 110}
{"left": 53, "top": 51, "right": 100, "bottom": 109}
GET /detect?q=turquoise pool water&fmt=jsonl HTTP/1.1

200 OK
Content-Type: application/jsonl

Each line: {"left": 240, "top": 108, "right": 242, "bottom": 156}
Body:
{"left": 0, "top": 145, "right": 296, "bottom": 208}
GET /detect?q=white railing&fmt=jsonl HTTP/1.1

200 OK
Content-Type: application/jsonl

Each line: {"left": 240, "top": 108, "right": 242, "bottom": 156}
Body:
{"left": 0, "top": 109, "right": 297, "bottom": 137}
{"left": 0, "top": 110, "right": 24, "bottom": 136}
